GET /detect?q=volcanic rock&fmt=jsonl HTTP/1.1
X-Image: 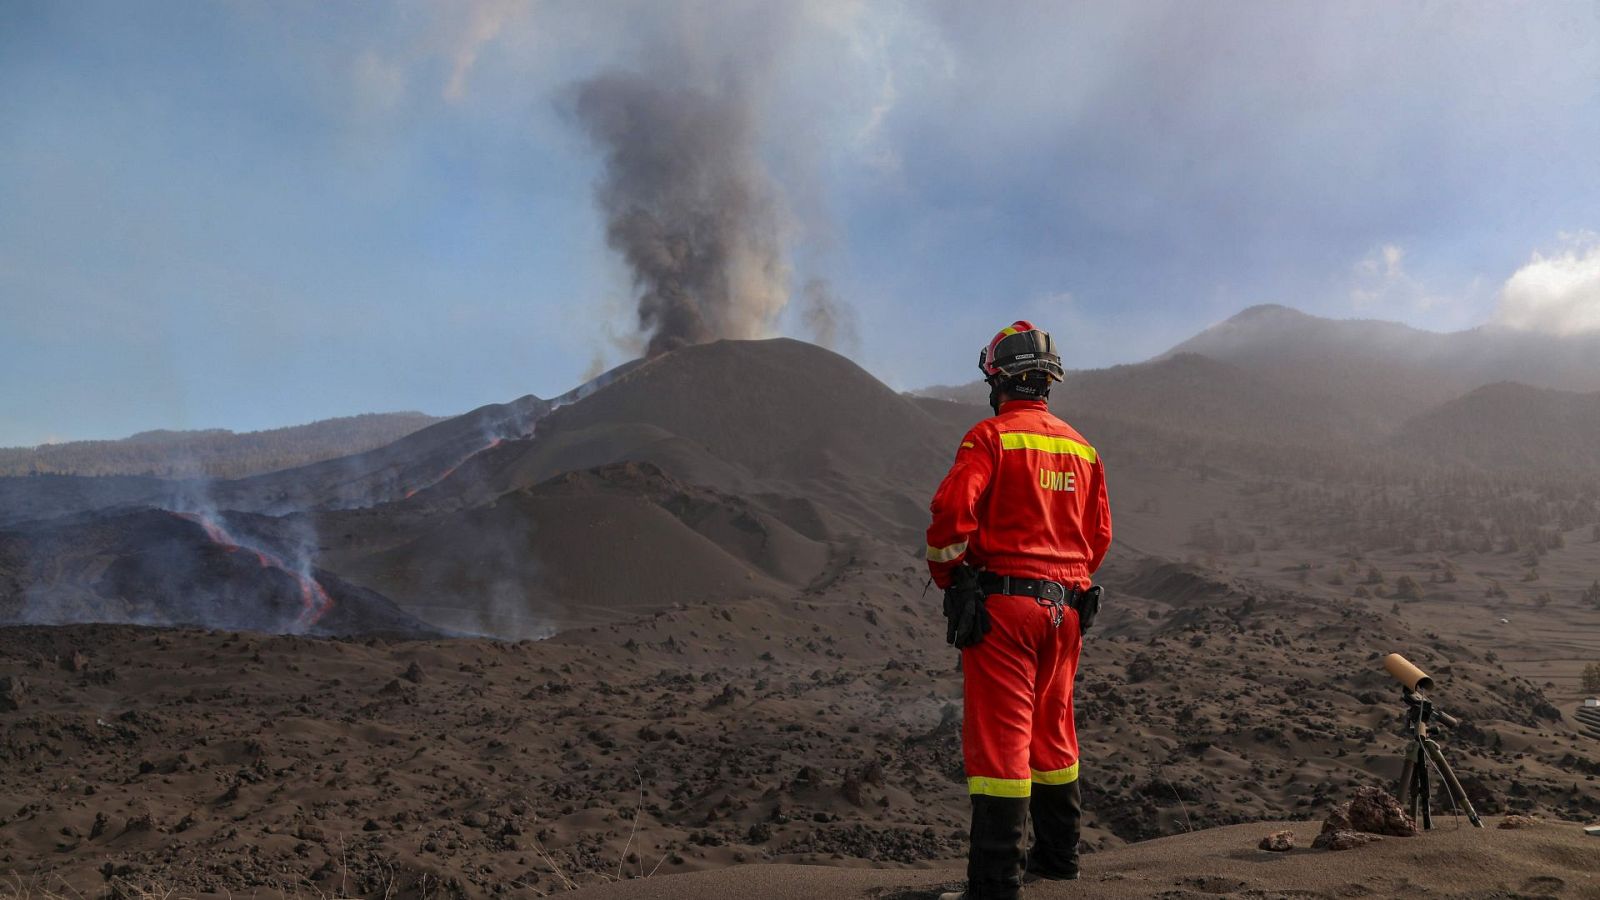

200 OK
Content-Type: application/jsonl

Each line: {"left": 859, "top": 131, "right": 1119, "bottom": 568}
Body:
{"left": 0, "top": 674, "right": 24, "bottom": 711}
{"left": 1314, "top": 787, "right": 1414, "bottom": 850}
{"left": 1315, "top": 830, "right": 1383, "bottom": 851}
{"left": 1499, "top": 814, "right": 1539, "bottom": 829}
{"left": 1258, "top": 830, "right": 1294, "bottom": 851}
{"left": 1346, "top": 786, "right": 1416, "bottom": 836}
{"left": 121, "top": 812, "right": 156, "bottom": 834}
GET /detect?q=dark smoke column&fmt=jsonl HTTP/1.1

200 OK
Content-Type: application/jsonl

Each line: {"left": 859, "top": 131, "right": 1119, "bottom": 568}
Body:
{"left": 572, "top": 71, "right": 789, "bottom": 357}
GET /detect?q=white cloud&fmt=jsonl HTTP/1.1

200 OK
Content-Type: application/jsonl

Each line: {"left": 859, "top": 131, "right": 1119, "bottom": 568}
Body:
{"left": 444, "top": 0, "right": 525, "bottom": 102}
{"left": 1349, "top": 242, "right": 1453, "bottom": 315}
{"left": 1493, "top": 233, "right": 1600, "bottom": 335}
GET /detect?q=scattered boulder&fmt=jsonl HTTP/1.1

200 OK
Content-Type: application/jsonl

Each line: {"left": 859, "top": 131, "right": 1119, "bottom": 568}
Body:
{"left": 1258, "top": 830, "right": 1294, "bottom": 851}
{"left": 1347, "top": 786, "right": 1416, "bottom": 836}
{"left": 61, "top": 650, "right": 90, "bottom": 672}
{"left": 0, "top": 675, "right": 24, "bottom": 712}
{"left": 1314, "top": 787, "right": 1414, "bottom": 850}
{"left": 377, "top": 679, "right": 416, "bottom": 702}
{"left": 401, "top": 661, "right": 426, "bottom": 683}
{"left": 1498, "top": 814, "right": 1538, "bottom": 829}
{"left": 1126, "top": 655, "right": 1157, "bottom": 683}
{"left": 121, "top": 812, "right": 156, "bottom": 834}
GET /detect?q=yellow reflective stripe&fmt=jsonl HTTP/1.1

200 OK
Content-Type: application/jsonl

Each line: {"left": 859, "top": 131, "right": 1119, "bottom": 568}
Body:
{"left": 999, "top": 326, "right": 1020, "bottom": 337}
{"left": 999, "top": 432, "right": 1098, "bottom": 463}
{"left": 960, "top": 441, "right": 975, "bottom": 449}
{"left": 926, "top": 540, "right": 969, "bottom": 563}
{"left": 1030, "top": 763, "right": 1079, "bottom": 785}
{"left": 968, "top": 776, "right": 1032, "bottom": 798}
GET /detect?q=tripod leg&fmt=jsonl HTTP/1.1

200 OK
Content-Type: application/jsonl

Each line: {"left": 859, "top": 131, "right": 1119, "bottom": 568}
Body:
{"left": 1398, "top": 754, "right": 1417, "bottom": 810}
{"left": 1423, "top": 740, "right": 1484, "bottom": 828}
{"left": 1416, "top": 753, "right": 1433, "bottom": 830}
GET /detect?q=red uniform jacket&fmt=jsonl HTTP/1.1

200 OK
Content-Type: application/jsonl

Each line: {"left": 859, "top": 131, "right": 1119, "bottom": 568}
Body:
{"left": 926, "top": 399, "right": 1111, "bottom": 589}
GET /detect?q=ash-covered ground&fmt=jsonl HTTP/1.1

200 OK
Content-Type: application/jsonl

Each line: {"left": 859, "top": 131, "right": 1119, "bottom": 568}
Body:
{"left": 3, "top": 544, "right": 1595, "bottom": 897}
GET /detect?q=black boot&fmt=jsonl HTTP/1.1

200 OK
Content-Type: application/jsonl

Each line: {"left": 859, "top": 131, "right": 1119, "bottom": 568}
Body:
{"left": 1025, "top": 780, "right": 1081, "bottom": 881}
{"left": 940, "top": 794, "right": 1028, "bottom": 900}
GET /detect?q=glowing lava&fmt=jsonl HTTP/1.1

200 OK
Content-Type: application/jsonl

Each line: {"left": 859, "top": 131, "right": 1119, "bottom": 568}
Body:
{"left": 170, "top": 511, "right": 333, "bottom": 628}
{"left": 403, "top": 436, "right": 507, "bottom": 500}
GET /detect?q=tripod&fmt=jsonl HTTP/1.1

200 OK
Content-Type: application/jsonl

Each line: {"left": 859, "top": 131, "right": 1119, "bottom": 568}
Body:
{"left": 1396, "top": 688, "right": 1483, "bottom": 829}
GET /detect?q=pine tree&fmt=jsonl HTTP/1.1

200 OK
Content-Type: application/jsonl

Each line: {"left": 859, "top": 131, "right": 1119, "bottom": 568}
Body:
{"left": 1583, "top": 580, "right": 1600, "bottom": 609}
{"left": 1583, "top": 662, "right": 1600, "bottom": 694}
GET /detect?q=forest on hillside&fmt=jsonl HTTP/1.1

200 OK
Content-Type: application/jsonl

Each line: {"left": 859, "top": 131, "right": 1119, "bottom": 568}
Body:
{"left": 0, "top": 412, "right": 443, "bottom": 479}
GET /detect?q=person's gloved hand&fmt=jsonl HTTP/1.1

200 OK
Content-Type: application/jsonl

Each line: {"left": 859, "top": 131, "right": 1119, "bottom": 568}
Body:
{"left": 1075, "top": 585, "right": 1103, "bottom": 633}
{"left": 943, "top": 565, "right": 990, "bottom": 648}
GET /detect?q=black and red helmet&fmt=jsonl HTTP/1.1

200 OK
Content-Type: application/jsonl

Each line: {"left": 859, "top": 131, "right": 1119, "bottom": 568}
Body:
{"left": 978, "top": 321, "right": 1065, "bottom": 383}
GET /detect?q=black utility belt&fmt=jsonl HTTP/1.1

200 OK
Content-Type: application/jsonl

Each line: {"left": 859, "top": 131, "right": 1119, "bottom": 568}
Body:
{"left": 977, "top": 573, "right": 1073, "bottom": 601}
{"left": 976, "top": 572, "right": 1102, "bottom": 630}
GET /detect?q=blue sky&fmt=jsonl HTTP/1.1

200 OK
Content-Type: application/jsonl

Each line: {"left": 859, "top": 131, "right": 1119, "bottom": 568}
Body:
{"left": 2, "top": 1, "right": 1598, "bottom": 446}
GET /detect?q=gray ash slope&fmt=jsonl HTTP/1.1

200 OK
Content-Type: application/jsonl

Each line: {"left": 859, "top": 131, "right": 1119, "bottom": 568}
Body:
{"left": 315, "top": 339, "right": 957, "bottom": 635}
{"left": 0, "top": 507, "right": 440, "bottom": 638}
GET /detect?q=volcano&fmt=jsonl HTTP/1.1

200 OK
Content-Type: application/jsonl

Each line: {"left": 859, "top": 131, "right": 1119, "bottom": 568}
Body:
{"left": 0, "top": 339, "right": 953, "bottom": 638}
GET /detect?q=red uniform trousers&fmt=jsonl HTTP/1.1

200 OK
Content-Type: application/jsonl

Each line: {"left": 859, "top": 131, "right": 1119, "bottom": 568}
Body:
{"left": 962, "top": 590, "right": 1083, "bottom": 798}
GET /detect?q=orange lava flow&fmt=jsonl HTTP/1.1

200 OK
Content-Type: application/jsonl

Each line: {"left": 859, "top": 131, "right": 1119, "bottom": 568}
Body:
{"left": 402, "top": 436, "right": 508, "bottom": 501}
{"left": 170, "top": 511, "right": 334, "bottom": 627}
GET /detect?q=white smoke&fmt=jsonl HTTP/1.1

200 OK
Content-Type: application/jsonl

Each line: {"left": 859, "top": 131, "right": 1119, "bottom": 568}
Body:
{"left": 1494, "top": 233, "right": 1600, "bottom": 335}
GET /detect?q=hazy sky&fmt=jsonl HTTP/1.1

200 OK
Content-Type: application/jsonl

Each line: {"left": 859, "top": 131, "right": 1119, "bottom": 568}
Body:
{"left": 3, "top": 1, "right": 1598, "bottom": 446}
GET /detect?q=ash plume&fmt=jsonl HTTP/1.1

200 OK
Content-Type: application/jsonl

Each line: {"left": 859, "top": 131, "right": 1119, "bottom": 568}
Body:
{"left": 571, "top": 64, "right": 790, "bottom": 357}
{"left": 798, "top": 278, "right": 859, "bottom": 354}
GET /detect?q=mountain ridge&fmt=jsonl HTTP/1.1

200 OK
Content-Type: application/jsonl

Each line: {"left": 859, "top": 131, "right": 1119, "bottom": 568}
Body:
{"left": 0, "top": 411, "right": 445, "bottom": 480}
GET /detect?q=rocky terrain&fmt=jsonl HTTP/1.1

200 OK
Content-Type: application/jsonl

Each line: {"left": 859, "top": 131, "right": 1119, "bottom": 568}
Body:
{"left": 3, "top": 309, "right": 1599, "bottom": 897}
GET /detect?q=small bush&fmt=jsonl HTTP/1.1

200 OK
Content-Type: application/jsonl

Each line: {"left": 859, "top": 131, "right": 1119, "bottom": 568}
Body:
{"left": 1392, "top": 575, "right": 1423, "bottom": 600}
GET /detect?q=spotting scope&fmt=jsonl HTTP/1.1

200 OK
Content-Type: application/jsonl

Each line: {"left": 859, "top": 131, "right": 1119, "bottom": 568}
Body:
{"left": 1384, "top": 651, "right": 1482, "bottom": 828}
{"left": 1384, "top": 652, "right": 1433, "bottom": 692}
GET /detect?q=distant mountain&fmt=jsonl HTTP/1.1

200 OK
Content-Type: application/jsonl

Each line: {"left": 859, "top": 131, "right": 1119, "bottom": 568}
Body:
{"left": 1392, "top": 382, "right": 1600, "bottom": 471}
{"left": 1059, "top": 353, "right": 1371, "bottom": 444}
{"left": 1165, "top": 304, "right": 1600, "bottom": 424}
{"left": 0, "top": 397, "right": 549, "bottom": 526}
{"left": 913, "top": 352, "right": 1371, "bottom": 457}
{"left": 0, "top": 412, "right": 444, "bottom": 479}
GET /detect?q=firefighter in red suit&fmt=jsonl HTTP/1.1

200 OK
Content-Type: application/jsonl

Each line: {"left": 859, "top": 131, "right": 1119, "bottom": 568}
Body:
{"left": 928, "top": 322, "right": 1112, "bottom": 900}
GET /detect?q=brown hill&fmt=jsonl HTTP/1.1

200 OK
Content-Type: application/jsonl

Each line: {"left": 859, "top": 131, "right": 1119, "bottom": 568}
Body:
{"left": 1061, "top": 353, "right": 1368, "bottom": 445}
{"left": 1392, "top": 382, "right": 1600, "bottom": 471}
{"left": 308, "top": 340, "right": 958, "bottom": 635}
{"left": 325, "top": 461, "right": 829, "bottom": 638}
{"left": 422, "top": 339, "right": 955, "bottom": 542}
